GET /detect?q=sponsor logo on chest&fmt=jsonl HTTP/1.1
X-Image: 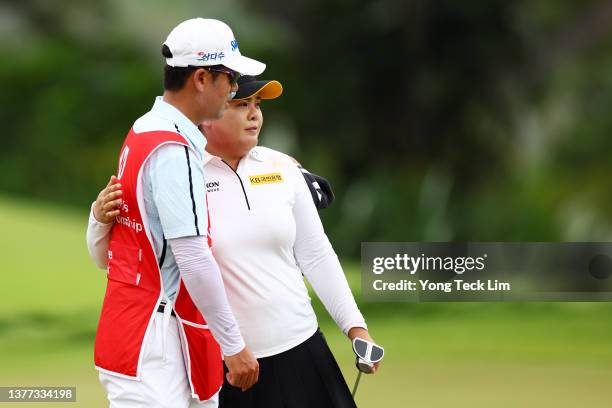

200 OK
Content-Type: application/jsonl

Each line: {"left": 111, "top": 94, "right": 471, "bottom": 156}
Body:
{"left": 206, "top": 181, "right": 220, "bottom": 192}
{"left": 249, "top": 173, "right": 283, "bottom": 186}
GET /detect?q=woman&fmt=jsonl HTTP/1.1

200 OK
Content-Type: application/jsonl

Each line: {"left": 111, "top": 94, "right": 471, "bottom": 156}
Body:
{"left": 87, "top": 75, "right": 379, "bottom": 407}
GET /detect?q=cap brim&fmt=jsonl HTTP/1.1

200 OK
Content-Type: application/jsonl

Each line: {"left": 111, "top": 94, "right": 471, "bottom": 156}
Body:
{"left": 222, "top": 55, "right": 266, "bottom": 76}
{"left": 233, "top": 80, "right": 283, "bottom": 100}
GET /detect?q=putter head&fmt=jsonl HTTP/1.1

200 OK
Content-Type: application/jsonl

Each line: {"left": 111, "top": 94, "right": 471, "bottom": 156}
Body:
{"left": 355, "top": 357, "right": 374, "bottom": 373}
{"left": 352, "top": 337, "right": 385, "bottom": 367}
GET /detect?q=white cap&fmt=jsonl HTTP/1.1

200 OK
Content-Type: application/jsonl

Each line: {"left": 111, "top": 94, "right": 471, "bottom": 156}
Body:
{"left": 163, "top": 18, "right": 265, "bottom": 76}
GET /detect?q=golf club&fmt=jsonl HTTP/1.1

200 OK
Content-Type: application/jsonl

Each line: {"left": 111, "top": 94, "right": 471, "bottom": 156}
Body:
{"left": 351, "top": 338, "right": 384, "bottom": 398}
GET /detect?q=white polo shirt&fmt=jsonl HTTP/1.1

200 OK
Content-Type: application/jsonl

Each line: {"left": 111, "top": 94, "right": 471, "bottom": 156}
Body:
{"left": 203, "top": 146, "right": 366, "bottom": 358}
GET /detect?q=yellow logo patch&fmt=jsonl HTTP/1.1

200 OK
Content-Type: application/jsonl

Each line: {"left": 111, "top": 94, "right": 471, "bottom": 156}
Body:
{"left": 249, "top": 173, "right": 283, "bottom": 185}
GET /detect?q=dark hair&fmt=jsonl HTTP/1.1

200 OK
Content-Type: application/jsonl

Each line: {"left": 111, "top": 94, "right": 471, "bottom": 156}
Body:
{"left": 161, "top": 44, "right": 224, "bottom": 91}
{"left": 163, "top": 65, "right": 198, "bottom": 91}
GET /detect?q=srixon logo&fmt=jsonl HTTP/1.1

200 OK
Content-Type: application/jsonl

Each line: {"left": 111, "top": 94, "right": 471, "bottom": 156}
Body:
{"left": 206, "top": 181, "right": 220, "bottom": 192}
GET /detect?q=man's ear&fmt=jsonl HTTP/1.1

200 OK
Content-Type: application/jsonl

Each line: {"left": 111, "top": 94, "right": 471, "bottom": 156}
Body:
{"left": 192, "top": 68, "right": 209, "bottom": 92}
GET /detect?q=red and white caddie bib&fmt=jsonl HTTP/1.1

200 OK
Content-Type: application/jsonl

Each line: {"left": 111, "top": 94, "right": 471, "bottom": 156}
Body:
{"left": 94, "top": 128, "right": 222, "bottom": 401}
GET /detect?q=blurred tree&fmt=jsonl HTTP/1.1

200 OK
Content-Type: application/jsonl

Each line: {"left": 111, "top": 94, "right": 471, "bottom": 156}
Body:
{"left": 0, "top": 0, "right": 158, "bottom": 206}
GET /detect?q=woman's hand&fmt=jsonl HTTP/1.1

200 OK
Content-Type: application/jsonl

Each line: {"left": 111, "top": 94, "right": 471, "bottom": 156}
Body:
{"left": 93, "top": 175, "right": 123, "bottom": 224}
{"left": 348, "top": 327, "right": 381, "bottom": 374}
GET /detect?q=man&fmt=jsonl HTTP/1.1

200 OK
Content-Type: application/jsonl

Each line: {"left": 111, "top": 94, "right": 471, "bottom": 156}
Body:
{"left": 91, "top": 18, "right": 264, "bottom": 407}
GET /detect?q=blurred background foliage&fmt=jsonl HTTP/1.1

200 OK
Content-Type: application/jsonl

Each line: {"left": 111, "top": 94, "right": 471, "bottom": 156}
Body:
{"left": 3, "top": 1, "right": 612, "bottom": 406}
{"left": 3, "top": 0, "right": 612, "bottom": 255}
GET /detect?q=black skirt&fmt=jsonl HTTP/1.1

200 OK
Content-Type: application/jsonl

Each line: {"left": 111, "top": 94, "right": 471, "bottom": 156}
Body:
{"left": 219, "top": 329, "right": 357, "bottom": 408}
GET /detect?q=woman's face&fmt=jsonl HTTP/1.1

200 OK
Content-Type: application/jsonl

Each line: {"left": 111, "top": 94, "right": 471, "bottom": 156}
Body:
{"left": 202, "top": 96, "right": 263, "bottom": 158}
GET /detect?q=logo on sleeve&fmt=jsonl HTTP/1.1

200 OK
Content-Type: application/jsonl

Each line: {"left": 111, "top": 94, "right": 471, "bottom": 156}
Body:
{"left": 249, "top": 173, "right": 283, "bottom": 186}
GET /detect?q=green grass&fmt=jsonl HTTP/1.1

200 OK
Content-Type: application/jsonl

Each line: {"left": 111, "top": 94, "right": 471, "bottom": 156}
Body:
{"left": 0, "top": 196, "right": 106, "bottom": 315}
{"left": 2, "top": 194, "right": 612, "bottom": 407}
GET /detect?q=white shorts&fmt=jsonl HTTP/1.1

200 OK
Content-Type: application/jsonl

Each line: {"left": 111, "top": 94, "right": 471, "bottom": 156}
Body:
{"left": 98, "top": 312, "right": 219, "bottom": 408}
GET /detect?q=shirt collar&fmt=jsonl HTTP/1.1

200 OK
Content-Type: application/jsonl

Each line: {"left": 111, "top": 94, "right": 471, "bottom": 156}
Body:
{"left": 202, "top": 147, "right": 265, "bottom": 167}
{"left": 151, "top": 96, "right": 206, "bottom": 154}
{"left": 203, "top": 149, "right": 216, "bottom": 166}
{"left": 249, "top": 148, "right": 265, "bottom": 162}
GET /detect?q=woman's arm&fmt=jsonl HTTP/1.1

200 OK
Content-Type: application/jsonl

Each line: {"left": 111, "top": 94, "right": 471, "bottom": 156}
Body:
{"left": 291, "top": 165, "right": 380, "bottom": 372}
{"left": 291, "top": 165, "right": 367, "bottom": 334}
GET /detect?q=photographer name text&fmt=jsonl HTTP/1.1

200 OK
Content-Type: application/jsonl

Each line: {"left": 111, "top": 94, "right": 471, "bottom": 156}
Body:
{"left": 373, "top": 279, "right": 511, "bottom": 292}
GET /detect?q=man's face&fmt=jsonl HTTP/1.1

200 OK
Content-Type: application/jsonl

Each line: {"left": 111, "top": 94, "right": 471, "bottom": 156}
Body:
{"left": 197, "top": 68, "right": 239, "bottom": 120}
